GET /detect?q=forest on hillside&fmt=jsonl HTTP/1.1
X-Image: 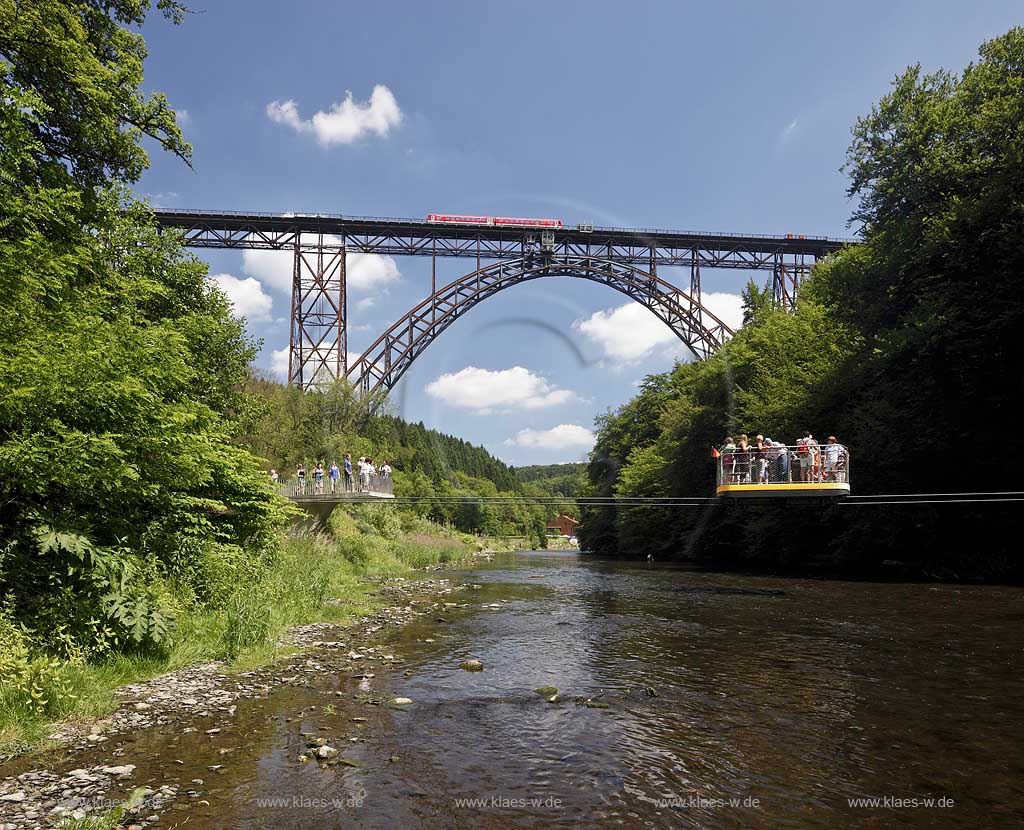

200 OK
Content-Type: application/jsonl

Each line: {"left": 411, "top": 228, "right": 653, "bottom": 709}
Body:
{"left": 514, "top": 463, "right": 586, "bottom": 498}
{"left": 579, "top": 28, "right": 1024, "bottom": 580}
{"left": 237, "top": 376, "right": 550, "bottom": 541}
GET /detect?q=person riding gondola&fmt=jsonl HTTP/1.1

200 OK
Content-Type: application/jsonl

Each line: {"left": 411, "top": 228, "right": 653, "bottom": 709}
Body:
{"left": 719, "top": 436, "right": 736, "bottom": 482}
{"left": 734, "top": 434, "right": 751, "bottom": 484}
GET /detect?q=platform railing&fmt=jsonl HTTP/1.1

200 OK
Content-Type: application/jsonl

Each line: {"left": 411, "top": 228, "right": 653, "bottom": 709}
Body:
{"left": 716, "top": 443, "right": 850, "bottom": 487}
{"left": 279, "top": 473, "right": 393, "bottom": 498}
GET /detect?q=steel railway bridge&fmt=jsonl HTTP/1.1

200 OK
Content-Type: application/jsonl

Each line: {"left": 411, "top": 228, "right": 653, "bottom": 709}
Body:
{"left": 153, "top": 210, "right": 849, "bottom": 394}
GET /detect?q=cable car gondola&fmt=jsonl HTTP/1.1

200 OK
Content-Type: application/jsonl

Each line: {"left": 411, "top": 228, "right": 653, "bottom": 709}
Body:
{"left": 715, "top": 442, "right": 850, "bottom": 499}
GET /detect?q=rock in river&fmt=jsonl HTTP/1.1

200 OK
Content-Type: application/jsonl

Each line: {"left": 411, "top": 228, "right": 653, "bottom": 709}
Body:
{"left": 460, "top": 659, "right": 484, "bottom": 672}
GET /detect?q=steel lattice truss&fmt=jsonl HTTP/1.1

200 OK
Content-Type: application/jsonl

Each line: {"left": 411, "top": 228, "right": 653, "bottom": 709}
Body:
{"left": 153, "top": 210, "right": 849, "bottom": 390}
{"left": 289, "top": 240, "right": 346, "bottom": 387}
{"left": 348, "top": 255, "right": 731, "bottom": 396}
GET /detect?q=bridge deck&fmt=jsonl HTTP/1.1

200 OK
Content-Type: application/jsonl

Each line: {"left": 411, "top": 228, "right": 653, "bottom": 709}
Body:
{"left": 153, "top": 209, "right": 850, "bottom": 259}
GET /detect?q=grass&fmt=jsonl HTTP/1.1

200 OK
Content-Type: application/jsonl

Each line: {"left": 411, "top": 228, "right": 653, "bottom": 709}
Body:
{"left": 0, "top": 509, "right": 480, "bottom": 759}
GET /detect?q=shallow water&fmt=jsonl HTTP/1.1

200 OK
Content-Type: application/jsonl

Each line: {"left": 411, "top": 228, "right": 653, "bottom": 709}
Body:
{"left": 28, "top": 551, "right": 1024, "bottom": 828}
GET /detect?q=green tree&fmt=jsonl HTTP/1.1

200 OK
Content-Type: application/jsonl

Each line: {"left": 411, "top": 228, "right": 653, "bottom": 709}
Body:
{"left": 579, "top": 27, "right": 1024, "bottom": 578}
{"left": 0, "top": 0, "right": 191, "bottom": 194}
{"left": 0, "top": 0, "right": 285, "bottom": 655}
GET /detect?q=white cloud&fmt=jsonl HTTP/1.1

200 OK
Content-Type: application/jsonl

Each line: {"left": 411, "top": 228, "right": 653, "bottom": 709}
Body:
{"left": 574, "top": 293, "right": 745, "bottom": 364}
{"left": 266, "top": 100, "right": 304, "bottom": 132}
{"left": 348, "top": 252, "right": 400, "bottom": 292}
{"left": 574, "top": 302, "right": 677, "bottom": 363}
{"left": 505, "top": 424, "right": 596, "bottom": 451}
{"left": 176, "top": 109, "right": 190, "bottom": 125}
{"left": 266, "top": 85, "right": 403, "bottom": 146}
{"left": 149, "top": 192, "right": 179, "bottom": 206}
{"left": 270, "top": 347, "right": 290, "bottom": 380}
{"left": 242, "top": 244, "right": 400, "bottom": 296}
{"left": 208, "top": 273, "right": 272, "bottom": 321}
{"left": 355, "top": 296, "right": 375, "bottom": 312}
{"left": 701, "top": 291, "right": 744, "bottom": 332}
{"left": 242, "top": 248, "right": 292, "bottom": 294}
{"left": 424, "top": 366, "right": 577, "bottom": 414}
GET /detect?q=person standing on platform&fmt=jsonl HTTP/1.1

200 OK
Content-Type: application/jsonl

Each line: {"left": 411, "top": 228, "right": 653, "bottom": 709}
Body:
{"left": 344, "top": 454, "right": 353, "bottom": 492}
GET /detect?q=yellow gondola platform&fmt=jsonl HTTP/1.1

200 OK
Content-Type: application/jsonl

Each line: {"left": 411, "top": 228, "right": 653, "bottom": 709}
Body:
{"left": 715, "top": 442, "right": 851, "bottom": 498}
{"left": 716, "top": 481, "right": 850, "bottom": 498}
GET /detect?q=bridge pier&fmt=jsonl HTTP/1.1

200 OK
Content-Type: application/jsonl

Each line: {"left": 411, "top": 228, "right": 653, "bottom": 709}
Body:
{"left": 289, "top": 237, "right": 347, "bottom": 387}
{"left": 771, "top": 252, "right": 813, "bottom": 310}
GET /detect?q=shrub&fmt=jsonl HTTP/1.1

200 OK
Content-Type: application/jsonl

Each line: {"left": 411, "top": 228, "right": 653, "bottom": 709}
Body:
{"left": 348, "top": 504, "right": 403, "bottom": 540}
{"left": 327, "top": 508, "right": 362, "bottom": 540}
{"left": 0, "top": 612, "right": 77, "bottom": 720}
{"left": 220, "top": 590, "right": 271, "bottom": 660}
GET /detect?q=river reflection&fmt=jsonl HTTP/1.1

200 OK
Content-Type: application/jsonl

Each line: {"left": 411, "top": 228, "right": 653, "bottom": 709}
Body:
{"left": 64, "top": 551, "right": 1024, "bottom": 828}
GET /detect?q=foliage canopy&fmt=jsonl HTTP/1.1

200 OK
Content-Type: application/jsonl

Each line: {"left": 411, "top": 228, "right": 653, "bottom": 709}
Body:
{"left": 0, "top": 0, "right": 284, "bottom": 660}
{"left": 580, "top": 28, "right": 1024, "bottom": 578}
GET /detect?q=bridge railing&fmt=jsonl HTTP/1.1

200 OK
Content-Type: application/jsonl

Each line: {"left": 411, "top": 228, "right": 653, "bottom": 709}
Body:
{"left": 152, "top": 208, "right": 856, "bottom": 244}
{"left": 715, "top": 443, "right": 850, "bottom": 487}
{"left": 279, "top": 473, "right": 394, "bottom": 498}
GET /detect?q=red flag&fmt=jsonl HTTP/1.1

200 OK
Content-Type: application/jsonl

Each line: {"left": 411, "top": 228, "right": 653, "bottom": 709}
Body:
{"left": 711, "top": 446, "right": 721, "bottom": 459}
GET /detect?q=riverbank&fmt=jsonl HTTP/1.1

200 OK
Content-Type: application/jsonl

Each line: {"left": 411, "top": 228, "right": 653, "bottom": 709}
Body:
{"left": 0, "top": 507, "right": 521, "bottom": 763}
{"left": 5, "top": 550, "right": 1019, "bottom": 829}
{"left": 0, "top": 571, "right": 486, "bottom": 828}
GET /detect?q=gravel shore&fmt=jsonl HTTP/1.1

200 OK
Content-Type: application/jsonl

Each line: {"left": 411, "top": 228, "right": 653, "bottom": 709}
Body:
{"left": 0, "top": 569, "right": 483, "bottom": 829}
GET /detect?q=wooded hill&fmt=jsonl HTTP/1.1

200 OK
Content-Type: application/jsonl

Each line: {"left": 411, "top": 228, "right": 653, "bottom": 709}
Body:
{"left": 239, "top": 374, "right": 519, "bottom": 493}
{"left": 236, "top": 376, "right": 548, "bottom": 541}
{"left": 514, "top": 463, "right": 586, "bottom": 499}
{"left": 579, "top": 28, "right": 1024, "bottom": 580}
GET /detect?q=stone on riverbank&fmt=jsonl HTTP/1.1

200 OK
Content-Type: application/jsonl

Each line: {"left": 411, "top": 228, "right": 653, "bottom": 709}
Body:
{"left": 99, "top": 765, "right": 135, "bottom": 777}
{"left": 0, "top": 575, "right": 473, "bottom": 827}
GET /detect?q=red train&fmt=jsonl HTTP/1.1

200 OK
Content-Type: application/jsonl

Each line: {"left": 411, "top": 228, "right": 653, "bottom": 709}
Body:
{"left": 426, "top": 213, "right": 563, "bottom": 229}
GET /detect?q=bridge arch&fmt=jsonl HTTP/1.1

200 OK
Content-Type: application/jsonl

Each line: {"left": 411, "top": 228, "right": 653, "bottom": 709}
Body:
{"left": 346, "top": 255, "right": 735, "bottom": 397}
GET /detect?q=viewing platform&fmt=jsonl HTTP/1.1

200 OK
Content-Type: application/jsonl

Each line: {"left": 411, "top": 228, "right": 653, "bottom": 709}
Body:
{"left": 716, "top": 443, "right": 850, "bottom": 499}
{"left": 279, "top": 474, "right": 393, "bottom": 528}
{"left": 279, "top": 474, "right": 394, "bottom": 503}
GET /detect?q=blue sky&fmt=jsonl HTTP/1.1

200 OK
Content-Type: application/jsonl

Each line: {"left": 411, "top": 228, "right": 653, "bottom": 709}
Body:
{"left": 136, "top": 1, "right": 1022, "bottom": 466}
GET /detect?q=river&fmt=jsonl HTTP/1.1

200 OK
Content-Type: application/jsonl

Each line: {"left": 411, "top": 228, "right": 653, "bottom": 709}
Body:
{"left": 15, "top": 550, "right": 1024, "bottom": 828}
